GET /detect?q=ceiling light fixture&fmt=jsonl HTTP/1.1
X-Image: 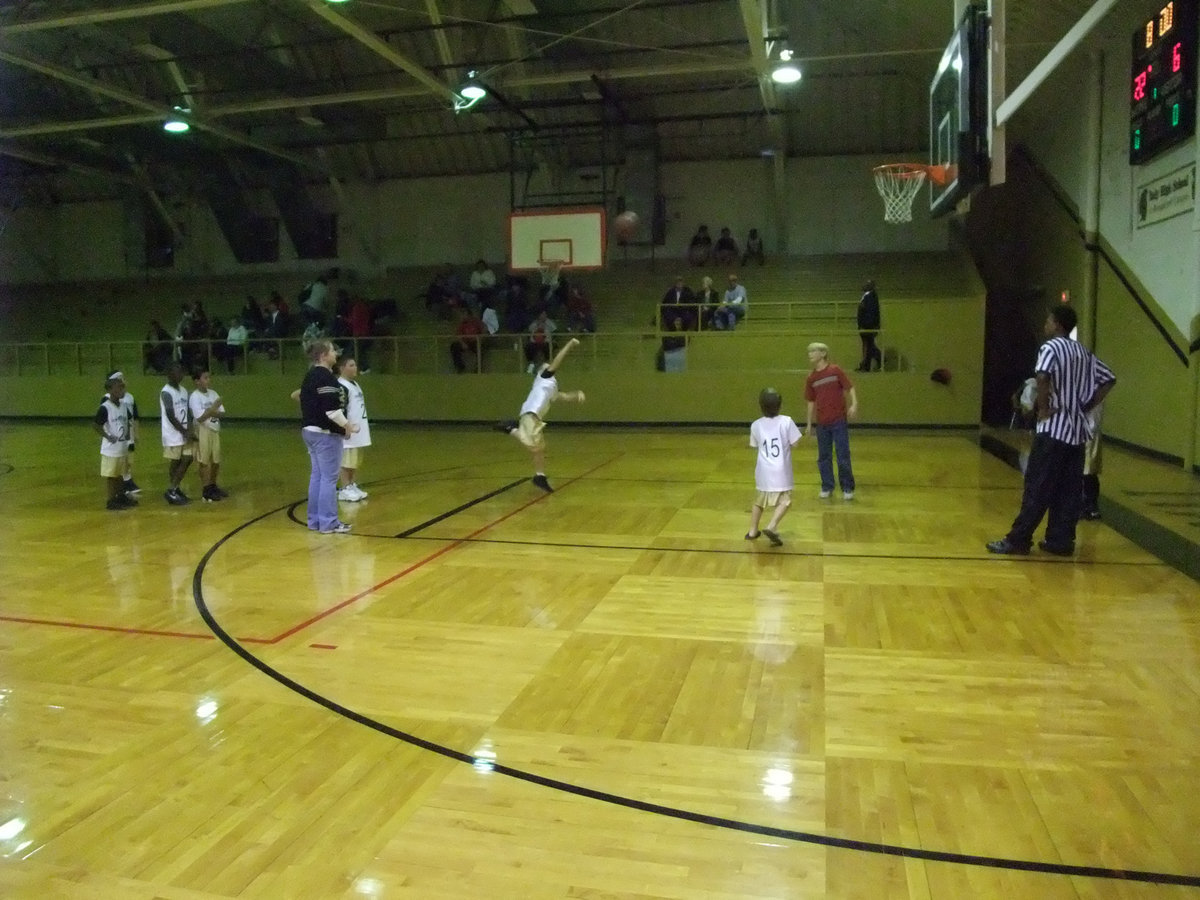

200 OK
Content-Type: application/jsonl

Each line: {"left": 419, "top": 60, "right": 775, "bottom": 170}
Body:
{"left": 771, "top": 47, "right": 801, "bottom": 85}
{"left": 163, "top": 106, "right": 190, "bottom": 133}
{"left": 455, "top": 70, "right": 488, "bottom": 112}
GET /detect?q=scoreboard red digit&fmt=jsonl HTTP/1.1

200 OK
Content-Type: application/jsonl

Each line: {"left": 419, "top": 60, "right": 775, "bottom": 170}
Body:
{"left": 1130, "top": 0, "right": 1197, "bottom": 164}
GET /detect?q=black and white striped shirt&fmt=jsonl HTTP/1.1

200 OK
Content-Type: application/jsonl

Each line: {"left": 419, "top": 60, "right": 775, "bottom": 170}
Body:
{"left": 1034, "top": 336, "right": 1115, "bottom": 444}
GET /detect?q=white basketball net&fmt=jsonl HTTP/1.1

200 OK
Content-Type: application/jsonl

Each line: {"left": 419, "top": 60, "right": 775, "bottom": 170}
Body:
{"left": 873, "top": 164, "right": 927, "bottom": 224}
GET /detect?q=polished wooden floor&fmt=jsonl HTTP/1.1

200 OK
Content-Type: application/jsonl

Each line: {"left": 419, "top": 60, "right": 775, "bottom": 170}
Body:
{"left": 0, "top": 421, "right": 1198, "bottom": 899}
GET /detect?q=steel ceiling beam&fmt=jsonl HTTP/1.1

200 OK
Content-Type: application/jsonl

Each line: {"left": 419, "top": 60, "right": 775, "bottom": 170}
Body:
{"left": 0, "top": 58, "right": 755, "bottom": 138}
{"left": 0, "top": 141, "right": 140, "bottom": 185}
{"left": 0, "top": 43, "right": 326, "bottom": 171}
{"left": 304, "top": 0, "right": 461, "bottom": 104}
{"left": 0, "top": 0, "right": 256, "bottom": 34}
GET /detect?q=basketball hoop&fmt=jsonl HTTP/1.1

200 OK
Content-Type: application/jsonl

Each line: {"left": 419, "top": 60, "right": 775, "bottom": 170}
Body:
{"left": 538, "top": 258, "right": 565, "bottom": 288}
{"left": 872, "top": 163, "right": 950, "bottom": 224}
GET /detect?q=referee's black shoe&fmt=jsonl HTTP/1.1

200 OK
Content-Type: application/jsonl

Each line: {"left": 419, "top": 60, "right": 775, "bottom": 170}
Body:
{"left": 531, "top": 474, "right": 553, "bottom": 493}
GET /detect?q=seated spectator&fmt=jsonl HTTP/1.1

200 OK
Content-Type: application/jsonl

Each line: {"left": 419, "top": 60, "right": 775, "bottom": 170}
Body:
{"left": 565, "top": 286, "right": 595, "bottom": 334}
{"left": 328, "top": 292, "right": 352, "bottom": 339}
{"left": 694, "top": 275, "right": 719, "bottom": 330}
{"left": 657, "top": 315, "right": 688, "bottom": 372}
{"left": 271, "top": 290, "right": 291, "bottom": 331}
{"left": 261, "top": 297, "right": 288, "bottom": 359}
{"left": 300, "top": 275, "right": 330, "bottom": 327}
{"left": 423, "top": 265, "right": 459, "bottom": 318}
{"left": 480, "top": 296, "right": 500, "bottom": 338}
{"left": 713, "top": 227, "right": 738, "bottom": 265}
{"left": 143, "top": 319, "right": 173, "bottom": 374}
{"left": 240, "top": 295, "right": 265, "bottom": 335}
{"left": 538, "top": 264, "right": 569, "bottom": 315}
{"left": 348, "top": 294, "right": 373, "bottom": 373}
{"left": 659, "top": 275, "right": 695, "bottom": 330}
{"left": 504, "top": 279, "right": 532, "bottom": 334}
{"left": 450, "top": 306, "right": 486, "bottom": 374}
{"left": 712, "top": 273, "right": 747, "bottom": 330}
{"left": 224, "top": 318, "right": 250, "bottom": 373}
{"left": 687, "top": 224, "right": 712, "bottom": 266}
{"left": 741, "top": 228, "right": 765, "bottom": 266}
{"left": 524, "top": 310, "right": 557, "bottom": 373}
{"left": 467, "top": 259, "right": 497, "bottom": 311}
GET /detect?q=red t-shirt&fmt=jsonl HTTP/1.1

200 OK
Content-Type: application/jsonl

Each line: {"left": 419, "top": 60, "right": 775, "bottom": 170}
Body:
{"left": 805, "top": 364, "right": 853, "bottom": 425}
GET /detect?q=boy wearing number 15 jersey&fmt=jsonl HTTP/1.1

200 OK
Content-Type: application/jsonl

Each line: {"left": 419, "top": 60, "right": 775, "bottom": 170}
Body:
{"left": 747, "top": 388, "right": 802, "bottom": 547}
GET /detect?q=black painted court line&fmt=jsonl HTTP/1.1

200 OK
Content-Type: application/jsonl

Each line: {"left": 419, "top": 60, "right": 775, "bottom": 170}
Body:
{"left": 193, "top": 512, "right": 1200, "bottom": 887}
{"left": 394, "top": 478, "right": 528, "bottom": 537}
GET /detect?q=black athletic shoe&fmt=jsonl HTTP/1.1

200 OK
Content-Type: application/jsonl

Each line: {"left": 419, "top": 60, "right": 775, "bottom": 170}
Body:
{"left": 762, "top": 528, "right": 783, "bottom": 547}
{"left": 493, "top": 420, "right": 518, "bottom": 434}
{"left": 986, "top": 538, "right": 1030, "bottom": 555}
{"left": 107, "top": 497, "right": 132, "bottom": 511}
{"left": 166, "top": 489, "right": 190, "bottom": 506}
{"left": 123, "top": 479, "right": 141, "bottom": 494}
{"left": 117, "top": 492, "right": 138, "bottom": 507}
{"left": 531, "top": 474, "right": 553, "bottom": 493}
{"left": 213, "top": 485, "right": 230, "bottom": 499}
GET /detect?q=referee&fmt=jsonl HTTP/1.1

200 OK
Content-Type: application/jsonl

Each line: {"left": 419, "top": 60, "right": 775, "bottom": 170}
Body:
{"left": 987, "top": 305, "right": 1115, "bottom": 556}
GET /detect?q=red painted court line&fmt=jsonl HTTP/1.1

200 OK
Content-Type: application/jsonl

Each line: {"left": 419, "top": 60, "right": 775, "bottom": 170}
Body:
{"left": 267, "top": 457, "right": 620, "bottom": 644}
{"left": 0, "top": 613, "right": 218, "bottom": 641}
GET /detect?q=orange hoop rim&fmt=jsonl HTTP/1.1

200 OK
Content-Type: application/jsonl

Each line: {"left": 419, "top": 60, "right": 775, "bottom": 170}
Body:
{"left": 873, "top": 162, "right": 951, "bottom": 187}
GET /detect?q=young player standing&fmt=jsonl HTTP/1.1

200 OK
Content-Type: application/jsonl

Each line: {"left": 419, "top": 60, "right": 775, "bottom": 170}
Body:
{"left": 160, "top": 362, "right": 194, "bottom": 505}
{"left": 189, "top": 369, "right": 228, "bottom": 502}
{"left": 746, "top": 388, "right": 802, "bottom": 546}
{"left": 337, "top": 356, "right": 372, "bottom": 501}
{"left": 94, "top": 373, "right": 137, "bottom": 510}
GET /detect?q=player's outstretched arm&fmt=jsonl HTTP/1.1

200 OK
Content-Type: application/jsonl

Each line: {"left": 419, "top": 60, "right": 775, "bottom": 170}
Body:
{"left": 546, "top": 337, "right": 581, "bottom": 374}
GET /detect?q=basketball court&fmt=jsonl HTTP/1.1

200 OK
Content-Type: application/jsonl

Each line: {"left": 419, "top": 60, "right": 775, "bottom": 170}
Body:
{"left": 1, "top": 420, "right": 1197, "bottom": 897}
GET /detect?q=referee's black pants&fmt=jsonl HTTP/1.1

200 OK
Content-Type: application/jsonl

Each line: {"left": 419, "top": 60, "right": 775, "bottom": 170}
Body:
{"left": 1005, "top": 433, "right": 1084, "bottom": 550}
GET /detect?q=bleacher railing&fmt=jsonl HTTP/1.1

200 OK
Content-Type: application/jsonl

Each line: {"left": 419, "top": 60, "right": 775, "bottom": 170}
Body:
{"left": 0, "top": 321, "right": 883, "bottom": 379}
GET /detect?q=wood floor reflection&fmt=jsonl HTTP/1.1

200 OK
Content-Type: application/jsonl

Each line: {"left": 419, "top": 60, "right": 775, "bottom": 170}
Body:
{"left": 0, "top": 422, "right": 1197, "bottom": 899}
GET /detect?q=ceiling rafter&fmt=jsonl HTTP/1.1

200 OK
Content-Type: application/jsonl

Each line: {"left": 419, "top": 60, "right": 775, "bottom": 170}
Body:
{"left": 0, "top": 42, "right": 326, "bottom": 171}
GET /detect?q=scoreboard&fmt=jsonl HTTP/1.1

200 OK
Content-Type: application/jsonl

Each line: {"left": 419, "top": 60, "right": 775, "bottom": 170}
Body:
{"left": 1130, "top": 0, "right": 1197, "bottom": 164}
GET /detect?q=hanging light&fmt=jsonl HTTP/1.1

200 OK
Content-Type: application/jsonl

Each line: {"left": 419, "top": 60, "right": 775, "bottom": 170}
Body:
{"left": 771, "top": 47, "right": 801, "bottom": 85}
{"left": 163, "top": 106, "right": 190, "bottom": 133}
{"left": 454, "top": 71, "right": 488, "bottom": 112}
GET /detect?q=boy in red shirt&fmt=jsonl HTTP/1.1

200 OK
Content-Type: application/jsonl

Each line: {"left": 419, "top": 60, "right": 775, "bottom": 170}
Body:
{"left": 803, "top": 342, "right": 858, "bottom": 499}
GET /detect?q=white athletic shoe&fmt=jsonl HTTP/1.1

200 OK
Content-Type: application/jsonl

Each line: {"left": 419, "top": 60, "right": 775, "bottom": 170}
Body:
{"left": 818, "top": 490, "right": 832, "bottom": 499}
{"left": 337, "top": 487, "right": 356, "bottom": 501}
{"left": 842, "top": 491, "right": 855, "bottom": 500}
{"left": 350, "top": 483, "right": 368, "bottom": 499}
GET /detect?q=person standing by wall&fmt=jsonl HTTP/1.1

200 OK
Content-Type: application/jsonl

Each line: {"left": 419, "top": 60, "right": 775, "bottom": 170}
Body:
{"left": 986, "top": 305, "right": 1116, "bottom": 556}
{"left": 856, "top": 280, "right": 882, "bottom": 372}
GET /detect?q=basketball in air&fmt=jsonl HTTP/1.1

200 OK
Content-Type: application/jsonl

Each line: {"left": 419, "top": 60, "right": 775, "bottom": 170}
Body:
{"left": 613, "top": 210, "right": 639, "bottom": 241}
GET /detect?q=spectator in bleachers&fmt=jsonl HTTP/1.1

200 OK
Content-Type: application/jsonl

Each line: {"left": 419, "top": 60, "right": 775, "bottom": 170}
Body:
{"left": 525, "top": 310, "right": 557, "bottom": 373}
{"left": 480, "top": 295, "right": 500, "bottom": 338}
{"left": 694, "top": 275, "right": 719, "bottom": 330}
{"left": 423, "top": 265, "right": 458, "bottom": 317}
{"left": 300, "top": 274, "right": 330, "bottom": 327}
{"left": 348, "top": 294, "right": 372, "bottom": 373}
{"left": 240, "top": 295, "right": 265, "bottom": 335}
{"left": 741, "top": 228, "right": 765, "bottom": 266}
{"left": 712, "top": 273, "right": 747, "bottom": 330}
{"left": 504, "top": 278, "right": 532, "bottom": 334}
{"left": 450, "top": 306, "right": 486, "bottom": 374}
{"left": 271, "top": 291, "right": 291, "bottom": 330}
{"left": 659, "top": 275, "right": 696, "bottom": 331}
{"left": 565, "top": 286, "right": 595, "bottom": 334}
{"left": 261, "top": 297, "right": 288, "bottom": 359}
{"left": 467, "top": 259, "right": 497, "bottom": 311}
{"left": 687, "top": 224, "right": 712, "bottom": 266}
{"left": 143, "top": 319, "right": 173, "bottom": 375}
{"left": 713, "top": 227, "right": 738, "bottom": 266}
{"left": 657, "top": 314, "right": 688, "bottom": 372}
{"left": 224, "top": 318, "right": 249, "bottom": 373}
